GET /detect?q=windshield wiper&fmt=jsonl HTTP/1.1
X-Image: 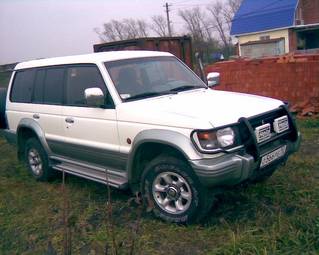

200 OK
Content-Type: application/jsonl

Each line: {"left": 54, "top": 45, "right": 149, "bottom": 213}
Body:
{"left": 124, "top": 85, "right": 206, "bottom": 102}
{"left": 124, "top": 91, "right": 175, "bottom": 101}
{"left": 169, "top": 85, "right": 206, "bottom": 92}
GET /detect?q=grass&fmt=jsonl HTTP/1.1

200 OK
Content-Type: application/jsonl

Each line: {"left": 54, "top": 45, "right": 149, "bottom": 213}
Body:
{"left": 0, "top": 118, "right": 318, "bottom": 254}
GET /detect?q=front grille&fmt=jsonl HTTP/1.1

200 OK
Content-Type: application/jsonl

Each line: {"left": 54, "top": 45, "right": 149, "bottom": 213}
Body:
{"left": 249, "top": 108, "right": 286, "bottom": 131}
{"left": 238, "top": 106, "right": 298, "bottom": 161}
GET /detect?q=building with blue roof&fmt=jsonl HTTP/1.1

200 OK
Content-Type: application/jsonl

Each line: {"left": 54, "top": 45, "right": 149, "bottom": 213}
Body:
{"left": 231, "top": 0, "right": 319, "bottom": 58}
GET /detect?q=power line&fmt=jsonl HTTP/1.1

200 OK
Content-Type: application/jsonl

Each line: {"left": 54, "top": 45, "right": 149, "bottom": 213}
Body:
{"left": 172, "top": 0, "right": 212, "bottom": 6}
{"left": 171, "top": 0, "right": 290, "bottom": 27}
{"left": 172, "top": 0, "right": 204, "bottom": 5}
{"left": 174, "top": 0, "right": 288, "bottom": 21}
{"left": 232, "top": 0, "right": 285, "bottom": 21}
{"left": 170, "top": 5, "right": 207, "bottom": 12}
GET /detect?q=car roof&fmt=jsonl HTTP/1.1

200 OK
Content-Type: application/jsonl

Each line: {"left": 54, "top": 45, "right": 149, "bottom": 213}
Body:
{"left": 14, "top": 51, "right": 173, "bottom": 70}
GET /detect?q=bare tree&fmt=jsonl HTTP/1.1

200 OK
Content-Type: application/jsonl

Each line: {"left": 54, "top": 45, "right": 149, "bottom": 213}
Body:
{"left": 207, "top": 0, "right": 242, "bottom": 56}
{"left": 177, "top": 0, "right": 242, "bottom": 47}
{"left": 100, "top": 22, "right": 117, "bottom": 42}
{"left": 151, "top": 15, "right": 168, "bottom": 37}
{"left": 178, "top": 7, "right": 220, "bottom": 63}
{"left": 95, "top": 20, "right": 125, "bottom": 42}
{"left": 123, "top": 19, "right": 149, "bottom": 38}
{"left": 223, "top": 0, "right": 243, "bottom": 32}
{"left": 96, "top": 18, "right": 149, "bottom": 42}
{"left": 94, "top": 0, "right": 243, "bottom": 59}
{"left": 208, "top": 2, "right": 230, "bottom": 49}
{"left": 124, "top": 19, "right": 139, "bottom": 39}
{"left": 178, "top": 7, "right": 210, "bottom": 42}
{"left": 112, "top": 20, "right": 127, "bottom": 40}
{"left": 137, "top": 19, "right": 148, "bottom": 37}
{"left": 94, "top": 27, "right": 104, "bottom": 42}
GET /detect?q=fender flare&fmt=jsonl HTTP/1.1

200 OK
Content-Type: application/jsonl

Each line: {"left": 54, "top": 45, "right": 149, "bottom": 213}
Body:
{"left": 17, "top": 118, "right": 52, "bottom": 155}
{"left": 127, "top": 129, "right": 201, "bottom": 183}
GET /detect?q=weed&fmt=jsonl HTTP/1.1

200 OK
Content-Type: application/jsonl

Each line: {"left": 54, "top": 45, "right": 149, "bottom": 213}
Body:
{"left": 0, "top": 119, "right": 318, "bottom": 254}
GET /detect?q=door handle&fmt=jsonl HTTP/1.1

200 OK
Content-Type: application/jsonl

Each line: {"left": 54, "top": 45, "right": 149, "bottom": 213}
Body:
{"left": 33, "top": 113, "right": 40, "bottom": 119}
{"left": 65, "top": 117, "right": 74, "bottom": 124}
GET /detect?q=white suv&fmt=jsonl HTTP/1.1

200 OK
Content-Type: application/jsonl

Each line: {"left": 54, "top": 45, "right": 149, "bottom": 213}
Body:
{"left": 1, "top": 51, "right": 300, "bottom": 223}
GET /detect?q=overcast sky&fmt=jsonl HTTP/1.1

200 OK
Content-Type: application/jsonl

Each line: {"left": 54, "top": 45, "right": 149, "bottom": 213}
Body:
{"left": 0, "top": 0, "right": 214, "bottom": 64}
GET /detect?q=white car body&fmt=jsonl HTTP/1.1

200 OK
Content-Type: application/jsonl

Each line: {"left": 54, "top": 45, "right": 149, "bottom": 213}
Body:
{"left": 1, "top": 51, "right": 300, "bottom": 222}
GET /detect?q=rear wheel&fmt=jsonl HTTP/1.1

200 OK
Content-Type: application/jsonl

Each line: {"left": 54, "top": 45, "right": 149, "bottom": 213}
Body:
{"left": 24, "top": 137, "right": 54, "bottom": 181}
{"left": 142, "top": 155, "right": 214, "bottom": 223}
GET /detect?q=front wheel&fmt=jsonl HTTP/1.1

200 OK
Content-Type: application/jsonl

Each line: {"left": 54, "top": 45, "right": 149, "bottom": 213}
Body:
{"left": 142, "top": 155, "right": 213, "bottom": 223}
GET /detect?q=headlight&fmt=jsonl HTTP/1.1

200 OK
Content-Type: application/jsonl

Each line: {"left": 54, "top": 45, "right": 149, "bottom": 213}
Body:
{"left": 216, "top": 127, "right": 235, "bottom": 147}
{"left": 192, "top": 127, "right": 236, "bottom": 153}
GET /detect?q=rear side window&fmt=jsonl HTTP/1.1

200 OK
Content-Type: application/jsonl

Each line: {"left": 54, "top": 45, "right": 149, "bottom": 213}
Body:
{"left": 43, "top": 68, "right": 65, "bottom": 105}
{"left": 65, "top": 65, "right": 108, "bottom": 106}
{"left": 32, "top": 69, "right": 45, "bottom": 103}
{"left": 10, "top": 69, "right": 36, "bottom": 103}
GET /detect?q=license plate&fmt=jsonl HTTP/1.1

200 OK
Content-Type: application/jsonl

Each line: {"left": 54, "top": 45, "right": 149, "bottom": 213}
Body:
{"left": 260, "top": 145, "right": 287, "bottom": 168}
{"left": 255, "top": 123, "right": 271, "bottom": 143}
{"left": 273, "top": 115, "right": 289, "bottom": 133}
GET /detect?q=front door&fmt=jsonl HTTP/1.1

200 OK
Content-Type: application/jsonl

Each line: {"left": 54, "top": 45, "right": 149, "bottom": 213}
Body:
{"left": 60, "top": 65, "right": 126, "bottom": 170}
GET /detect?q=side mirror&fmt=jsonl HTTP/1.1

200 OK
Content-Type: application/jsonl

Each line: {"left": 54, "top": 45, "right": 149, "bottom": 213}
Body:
{"left": 207, "top": 72, "right": 220, "bottom": 88}
{"left": 84, "top": 87, "right": 105, "bottom": 107}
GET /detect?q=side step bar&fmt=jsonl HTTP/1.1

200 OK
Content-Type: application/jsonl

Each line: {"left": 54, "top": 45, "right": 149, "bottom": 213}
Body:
{"left": 50, "top": 156, "right": 128, "bottom": 189}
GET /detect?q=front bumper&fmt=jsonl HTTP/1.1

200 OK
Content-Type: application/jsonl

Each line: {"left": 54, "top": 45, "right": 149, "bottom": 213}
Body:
{"left": 190, "top": 131, "right": 301, "bottom": 188}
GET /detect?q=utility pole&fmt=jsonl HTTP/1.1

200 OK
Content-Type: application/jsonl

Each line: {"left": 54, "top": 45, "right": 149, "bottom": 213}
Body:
{"left": 164, "top": 2, "right": 172, "bottom": 37}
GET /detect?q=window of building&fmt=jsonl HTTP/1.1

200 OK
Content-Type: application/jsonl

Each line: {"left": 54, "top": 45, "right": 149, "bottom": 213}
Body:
{"left": 297, "top": 28, "right": 319, "bottom": 50}
{"left": 259, "top": 35, "right": 270, "bottom": 41}
{"left": 240, "top": 39, "right": 285, "bottom": 58}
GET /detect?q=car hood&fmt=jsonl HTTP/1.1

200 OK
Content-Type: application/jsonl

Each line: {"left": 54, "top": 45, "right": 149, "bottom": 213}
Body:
{"left": 116, "top": 89, "right": 283, "bottom": 129}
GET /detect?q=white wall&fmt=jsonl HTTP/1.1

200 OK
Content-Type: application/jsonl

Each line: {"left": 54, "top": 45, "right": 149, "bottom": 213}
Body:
{"left": 237, "top": 29, "right": 290, "bottom": 56}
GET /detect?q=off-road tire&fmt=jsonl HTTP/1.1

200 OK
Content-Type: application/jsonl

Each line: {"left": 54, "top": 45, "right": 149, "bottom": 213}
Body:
{"left": 24, "top": 137, "right": 55, "bottom": 181}
{"left": 142, "top": 155, "right": 214, "bottom": 223}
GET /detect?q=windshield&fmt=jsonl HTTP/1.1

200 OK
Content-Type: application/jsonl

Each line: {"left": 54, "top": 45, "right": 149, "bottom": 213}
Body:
{"left": 104, "top": 56, "right": 207, "bottom": 101}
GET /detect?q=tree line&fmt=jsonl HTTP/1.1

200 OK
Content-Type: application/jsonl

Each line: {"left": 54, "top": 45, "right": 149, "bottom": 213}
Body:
{"left": 95, "top": 0, "right": 242, "bottom": 62}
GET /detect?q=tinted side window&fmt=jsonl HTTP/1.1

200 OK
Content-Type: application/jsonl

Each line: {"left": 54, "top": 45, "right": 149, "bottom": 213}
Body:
{"left": 65, "top": 66, "right": 108, "bottom": 106}
{"left": 43, "top": 68, "right": 64, "bottom": 105}
{"left": 32, "top": 69, "right": 45, "bottom": 103}
{"left": 10, "top": 69, "right": 36, "bottom": 103}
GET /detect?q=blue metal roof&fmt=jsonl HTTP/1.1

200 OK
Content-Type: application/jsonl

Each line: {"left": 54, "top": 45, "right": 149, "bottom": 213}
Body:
{"left": 231, "top": 0, "right": 298, "bottom": 36}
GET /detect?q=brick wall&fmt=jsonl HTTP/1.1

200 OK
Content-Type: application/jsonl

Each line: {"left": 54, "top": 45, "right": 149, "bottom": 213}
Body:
{"left": 299, "top": 0, "right": 319, "bottom": 24}
{"left": 205, "top": 54, "right": 319, "bottom": 114}
{"left": 288, "top": 29, "right": 297, "bottom": 51}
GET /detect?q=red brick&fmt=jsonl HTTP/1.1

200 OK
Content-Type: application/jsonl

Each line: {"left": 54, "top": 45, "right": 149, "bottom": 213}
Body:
{"left": 205, "top": 54, "right": 319, "bottom": 109}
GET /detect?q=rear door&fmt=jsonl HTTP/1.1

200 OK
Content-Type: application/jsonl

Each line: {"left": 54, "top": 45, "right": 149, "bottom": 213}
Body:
{"left": 32, "top": 67, "right": 65, "bottom": 154}
{"left": 6, "top": 67, "right": 65, "bottom": 155}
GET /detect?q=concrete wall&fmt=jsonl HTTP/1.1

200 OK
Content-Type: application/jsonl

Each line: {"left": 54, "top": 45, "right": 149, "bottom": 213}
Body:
{"left": 205, "top": 54, "right": 319, "bottom": 113}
